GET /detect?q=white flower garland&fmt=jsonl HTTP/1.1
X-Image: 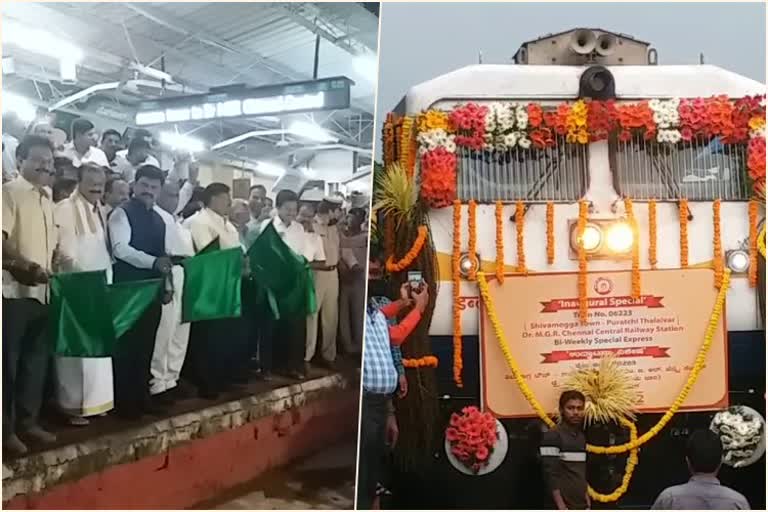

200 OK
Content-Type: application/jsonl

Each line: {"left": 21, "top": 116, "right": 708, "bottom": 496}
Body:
{"left": 649, "top": 98, "right": 682, "bottom": 144}
{"left": 417, "top": 128, "right": 456, "bottom": 154}
{"left": 483, "top": 102, "right": 530, "bottom": 150}
{"left": 710, "top": 406, "right": 765, "bottom": 468}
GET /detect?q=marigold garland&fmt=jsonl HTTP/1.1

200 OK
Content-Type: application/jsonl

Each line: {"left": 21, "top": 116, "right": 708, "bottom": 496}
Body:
{"left": 468, "top": 200, "right": 478, "bottom": 281}
{"left": 624, "top": 198, "right": 641, "bottom": 299}
{"left": 476, "top": 269, "right": 731, "bottom": 499}
{"left": 400, "top": 116, "right": 416, "bottom": 177}
{"left": 403, "top": 356, "right": 439, "bottom": 369}
{"left": 759, "top": 223, "right": 767, "bottom": 259}
{"left": 495, "top": 201, "right": 504, "bottom": 284}
{"left": 513, "top": 201, "right": 527, "bottom": 275}
{"left": 383, "top": 113, "right": 397, "bottom": 167}
{"left": 648, "top": 199, "right": 658, "bottom": 270}
{"left": 748, "top": 200, "right": 759, "bottom": 287}
{"left": 577, "top": 201, "right": 589, "bottom": 324}
{"left": 452, "top": 200, "right": 463, "bottom": 388}
{"left": 589, "top": 417, "right": 639, "bottom": 503}
{"left": 386, "top": 226, "right": 428, "bottom": 272}
{"left": 679, "top": 199, "right": 689, "bottom": 268}
{"left": 713, "top": 199, "right": 723, "bottom": 289}
{"left": 546, "top": 201, "right": 555, "bottom": 265}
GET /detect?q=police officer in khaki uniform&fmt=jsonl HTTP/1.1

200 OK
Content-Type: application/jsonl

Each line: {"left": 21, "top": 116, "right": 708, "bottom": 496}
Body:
{"left": 306, "top": 194, "right": 343, "bottom": 369}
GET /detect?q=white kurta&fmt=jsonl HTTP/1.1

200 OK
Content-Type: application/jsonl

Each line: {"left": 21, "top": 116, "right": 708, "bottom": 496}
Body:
{"left": 54, "top": 193, "right": 114, "bottom": 417}
{"left": 150, "top": 207, "right": 195, "bottom": 395}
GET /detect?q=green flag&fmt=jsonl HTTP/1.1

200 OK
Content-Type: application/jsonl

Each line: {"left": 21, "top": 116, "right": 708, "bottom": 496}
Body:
{"left": 181, "top": 247, "right": 243, "bottom": 322}
{"left": 50, "top": 272, "right": 162, "bottom": 357}
{"left": 108, "top": 279, "right": 165, "bottom": 338}
{"left": 246, "top": 222, "right": 317, "bottom": 319}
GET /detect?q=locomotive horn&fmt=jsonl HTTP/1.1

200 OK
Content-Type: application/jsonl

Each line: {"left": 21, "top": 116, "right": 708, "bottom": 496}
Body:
{"left": 569, "top": 29, "right": 597, "bottom": 55}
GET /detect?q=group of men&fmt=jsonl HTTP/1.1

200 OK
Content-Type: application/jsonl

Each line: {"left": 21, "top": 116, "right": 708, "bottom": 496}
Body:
{"left": 2, "top": 114, "right": 370, "bottom": 457}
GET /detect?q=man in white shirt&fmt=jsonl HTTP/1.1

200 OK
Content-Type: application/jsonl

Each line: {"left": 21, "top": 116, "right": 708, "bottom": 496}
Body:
{"left": 104, "top": 177, "right": 130, "bottom": 217}
{"left": 59, "top": 119, "right": 109, "bottom": 168}
{"left": 100, "top": 129, "right": 122, "bottom": 169}
{"left": 53, "top": 164, "right": 114, "bottom": 426}
{"left": 112, "top": 138, "right": 155, "bottom": 183}
{"left": 2, "top": 135, "right": 59, "bottom": 454}
{"left": 298, "top": 202, "right": 330, "bottom": 375}
{"left": 260, "top": 189, "right": 309, "bottom": 380}
{"left": 150, "top": 181, "right": 195, "bottom": 402}
{"left": 186, "top": 183, "right": 246, "bottom": 398}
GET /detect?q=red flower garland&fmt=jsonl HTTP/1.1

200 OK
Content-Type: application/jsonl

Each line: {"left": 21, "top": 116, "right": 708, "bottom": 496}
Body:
{"left": 587, "top": 99, "right": 619, "bottom": 142}
{"left": 445, "top": 406, "right": 499, "bottom": 474}
{"left": 421, "top": 148, "right": 458, "bottom": 208}
{"left": 747, "top": 136, "right": 766, "bottom": 199}
{"left": 616, "top": 101, "right": 655, "bottom": 142}
{"left": 449, "top": 103, "right": 488, "bottom": 150}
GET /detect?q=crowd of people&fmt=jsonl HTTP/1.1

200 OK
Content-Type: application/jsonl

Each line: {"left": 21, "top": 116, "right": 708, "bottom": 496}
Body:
{"left": 2, "top": 111, "right": 370, "bottom": 457}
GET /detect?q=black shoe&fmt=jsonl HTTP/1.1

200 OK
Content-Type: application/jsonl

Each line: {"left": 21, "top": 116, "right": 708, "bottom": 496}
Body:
{"left": 260, "top": 371, "right": 274, "bottom": 382}
{"left": 289, "top": 370, "right": 306, "bottom": 381}
{"left": 153, "top": 391, "right": 175, "bottom": 406}
{"left": 321, "top": 360, "right": 337, "bottom": 372}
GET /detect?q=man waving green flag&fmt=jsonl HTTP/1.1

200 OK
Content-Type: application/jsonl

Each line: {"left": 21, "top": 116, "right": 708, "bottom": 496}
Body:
{"left": 246, "top": 221, "right": 317, "bottom": 320}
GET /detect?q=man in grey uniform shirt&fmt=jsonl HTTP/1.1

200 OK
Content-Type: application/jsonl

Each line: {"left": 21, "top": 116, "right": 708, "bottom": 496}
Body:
{"left": 540, "top": 390, "right": 590, "bottom": 510}
{"left": 652, "top": 429, "right": 750, "bottom": 510}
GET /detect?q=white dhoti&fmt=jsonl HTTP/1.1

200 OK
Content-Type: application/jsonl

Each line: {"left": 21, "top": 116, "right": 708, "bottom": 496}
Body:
{"left": 150, "top": 265, "right": 190, "bottom": 395}
{"left": 54, "top": 193, "right": 115, "bottom": 417}
{"left": 306, "top": 268, "right": 339, "bottom": 362}
{"left": 55, "top": 358, "right": 114, "bottom": 417}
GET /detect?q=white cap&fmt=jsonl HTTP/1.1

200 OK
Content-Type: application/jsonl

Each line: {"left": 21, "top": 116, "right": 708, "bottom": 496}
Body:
{"left": 299, "top": 187, "right": 324, "bottom": 202}
{"left": 323, "top": 195, "right": 344, "bottom": 205}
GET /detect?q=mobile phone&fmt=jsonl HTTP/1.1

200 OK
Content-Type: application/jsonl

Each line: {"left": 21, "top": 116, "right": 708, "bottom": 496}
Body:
{"left": 407, "top": 270, "right": 423, "bottom": 294}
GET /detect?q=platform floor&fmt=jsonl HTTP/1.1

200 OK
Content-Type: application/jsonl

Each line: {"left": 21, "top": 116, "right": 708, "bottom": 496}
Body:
{"left": 5, "top": 355, "right": 360, "bottom": 461}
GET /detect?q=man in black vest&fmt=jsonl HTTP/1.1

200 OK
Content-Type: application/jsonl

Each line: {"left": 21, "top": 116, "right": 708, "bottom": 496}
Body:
{"left": 108, "top": 165, "right": 172, "bottom": 419}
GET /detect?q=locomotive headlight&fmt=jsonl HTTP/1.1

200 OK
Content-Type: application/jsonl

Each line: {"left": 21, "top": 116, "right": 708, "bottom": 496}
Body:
{"left": 570, "top": 222, "right": 603, "bottom": 254}
{"left": 569, "top": 218, "right": 635, "bottom": 260}
{"left": 604, "top": 221, "right": 634, "bottom": 254}
{"left": 459, "top": 253, "right": 479, "bottom": 278}
{"left": 726, "top": 249, "right": 750, "bottom": 273}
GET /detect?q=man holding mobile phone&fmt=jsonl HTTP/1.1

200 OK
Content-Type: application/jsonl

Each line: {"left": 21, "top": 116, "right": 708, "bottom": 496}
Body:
{"left": 357, "top": 251, "right": 428, "bottom": 510}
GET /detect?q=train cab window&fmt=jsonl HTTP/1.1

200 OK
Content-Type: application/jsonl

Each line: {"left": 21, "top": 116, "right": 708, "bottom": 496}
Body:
{"left": 613, "top": 136, "right": 750, "bottom": 201}
{"left": 456, "top": 136, "right": 589, "bottom": 203}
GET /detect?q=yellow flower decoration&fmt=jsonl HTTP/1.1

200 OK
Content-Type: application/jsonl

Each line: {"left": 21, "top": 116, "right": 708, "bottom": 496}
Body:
{"left": 748, "top": 116, "right": 766, "bottom": 132}
{"left": 418, "top": 110, "right": 450, "bottom": 133}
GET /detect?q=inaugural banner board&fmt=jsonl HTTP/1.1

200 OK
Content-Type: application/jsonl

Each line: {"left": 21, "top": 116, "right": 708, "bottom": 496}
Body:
{"left": 480, "top": 268, "right": 728, "bottom": 418}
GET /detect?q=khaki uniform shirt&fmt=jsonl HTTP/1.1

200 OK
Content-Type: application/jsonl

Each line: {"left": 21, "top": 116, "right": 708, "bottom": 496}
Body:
{"left": 313, "top": 218, "right": 340, "bottom": 267}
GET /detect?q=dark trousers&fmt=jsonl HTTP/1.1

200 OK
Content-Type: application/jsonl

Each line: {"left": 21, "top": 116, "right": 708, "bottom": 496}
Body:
{"left": 256, "top": 307, "right": 275, "bottom": 373}
{"left": 2, "top": 298, "right": 50, "bottom": 439}
{"left": 188, "top": 316, "right": 245, "bottom": 393}
{"left": 273, "top": 314, "right": 305, "bottom": 373}
{"left": 356, "top": 392, "right": 389, "bottom": 510}
{"left": 113, "top": 300, "right": 162, "bottom": 415}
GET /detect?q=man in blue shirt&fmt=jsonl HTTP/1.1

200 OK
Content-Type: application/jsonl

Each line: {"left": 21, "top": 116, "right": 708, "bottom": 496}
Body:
{"left": 356, "top": 252, "right": 428, "bottom": 509}
{"left": 652, "top": 430, "right": 750, "bottom": 510}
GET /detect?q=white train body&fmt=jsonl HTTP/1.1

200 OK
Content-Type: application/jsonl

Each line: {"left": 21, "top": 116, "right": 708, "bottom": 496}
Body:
{"left": 396, "top": 64, "right": 765, "bottom": 336}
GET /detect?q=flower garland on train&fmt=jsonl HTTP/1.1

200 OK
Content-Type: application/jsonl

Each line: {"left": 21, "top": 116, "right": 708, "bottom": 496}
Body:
{"left": 415, "top": 95, "right": 765, "bottom": 206}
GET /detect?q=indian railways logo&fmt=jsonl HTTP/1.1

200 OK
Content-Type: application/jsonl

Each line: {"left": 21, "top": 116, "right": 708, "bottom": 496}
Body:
{"left": 594, "top": 277, "right": 613, "bottom": 295}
